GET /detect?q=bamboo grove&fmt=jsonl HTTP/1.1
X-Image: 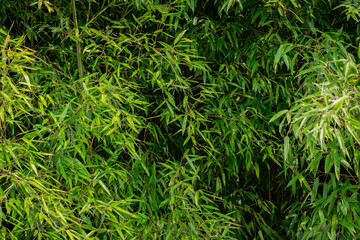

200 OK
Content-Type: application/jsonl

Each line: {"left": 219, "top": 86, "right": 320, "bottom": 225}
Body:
{"left": 1, "top": 0, "right": 360, "bottom": 239}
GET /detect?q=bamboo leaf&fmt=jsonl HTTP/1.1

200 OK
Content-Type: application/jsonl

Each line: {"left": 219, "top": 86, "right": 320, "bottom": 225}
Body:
{"left": 269, "top": 110, "right": 288, "bottom": 123}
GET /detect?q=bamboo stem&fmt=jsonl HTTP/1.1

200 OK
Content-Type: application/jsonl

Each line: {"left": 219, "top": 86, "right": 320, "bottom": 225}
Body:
{"left": 71, "top": 0, "right": 83, "bottom": 77}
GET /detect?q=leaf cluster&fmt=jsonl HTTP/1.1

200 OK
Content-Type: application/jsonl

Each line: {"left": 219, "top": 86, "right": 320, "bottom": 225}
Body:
{"left": 1, "top": 0, "right": 360, "bottom": 239}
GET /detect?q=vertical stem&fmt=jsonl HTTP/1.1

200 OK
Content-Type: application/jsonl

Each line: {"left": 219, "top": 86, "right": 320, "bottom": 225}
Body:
{"left": 71, "top": 0, "right": 83, "bottom": 77}
{"left": 30, "top": 8, "right": 34, "bottom": 48}
{"left": 268, "top": 168, "right": 271, "bottom": 201}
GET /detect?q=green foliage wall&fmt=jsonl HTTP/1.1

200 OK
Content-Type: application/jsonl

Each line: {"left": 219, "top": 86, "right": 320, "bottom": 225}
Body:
{"left": 1, "top": 0, "right": 360, "bottom": 239}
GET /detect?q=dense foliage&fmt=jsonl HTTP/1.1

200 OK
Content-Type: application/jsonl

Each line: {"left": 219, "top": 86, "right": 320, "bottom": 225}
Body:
{"left": 1, "top": 0, "right": 360, "bottom": 239}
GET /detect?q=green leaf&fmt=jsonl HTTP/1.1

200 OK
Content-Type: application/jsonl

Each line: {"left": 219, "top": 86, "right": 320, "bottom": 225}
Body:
{"left": 98, "top": 180, "right": 112, "bottom": 197}
{"left": 332, "top": 97, "right": 345, "bottom": 111}
{"left": 311, "top": 178, "right": 319, "bottom": 203}
{"left": 284, "top": 136, "right": 290, "bottom": 161}
{"left": 274, "top": 45, "right": 285, "bottom": 72}
{"left": 174, "top": 30, "right": 187, "bottom": 45}
{"left": 269, "top": 110, "right": 288, "bottom": 123}
{"left": 59, "top": 102, "right": 70, "bottom": 123}
{"left": 325, "top": 155, "right": 333, "bottom": 173}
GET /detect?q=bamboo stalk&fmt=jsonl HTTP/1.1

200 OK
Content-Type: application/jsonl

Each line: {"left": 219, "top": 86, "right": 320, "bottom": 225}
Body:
{"left": 71, "top": 0, "right": 83, "bottom": 77}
